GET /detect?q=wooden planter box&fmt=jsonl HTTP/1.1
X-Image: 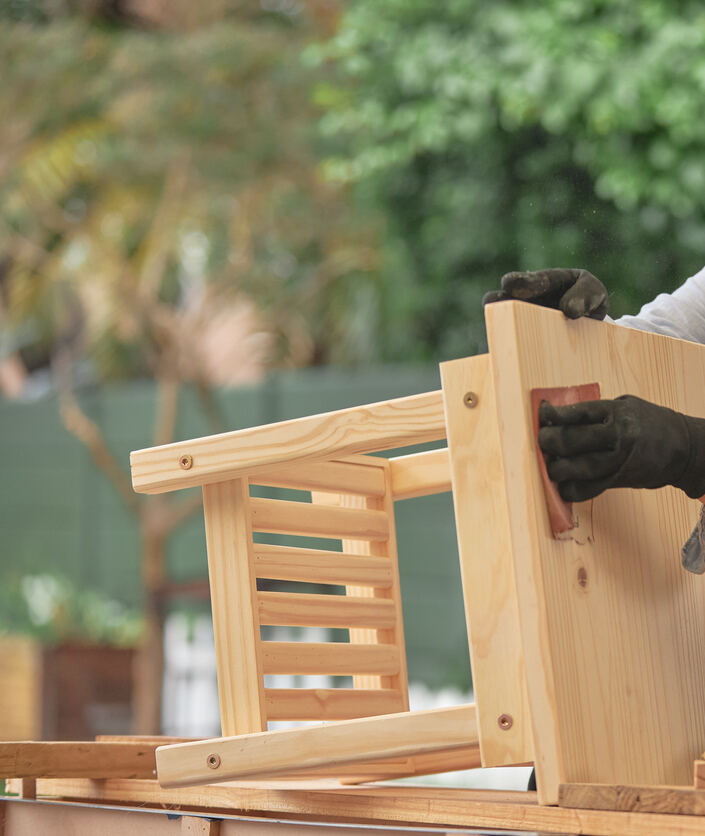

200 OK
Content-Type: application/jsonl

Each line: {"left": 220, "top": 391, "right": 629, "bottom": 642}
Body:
{"left": 0, "top": 636, "right": 135, "bottom": 740}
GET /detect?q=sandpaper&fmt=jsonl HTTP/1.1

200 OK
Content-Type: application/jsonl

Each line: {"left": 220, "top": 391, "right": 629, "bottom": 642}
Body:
{"left": 530, "top": 383, "right": 601, "bottom": 537}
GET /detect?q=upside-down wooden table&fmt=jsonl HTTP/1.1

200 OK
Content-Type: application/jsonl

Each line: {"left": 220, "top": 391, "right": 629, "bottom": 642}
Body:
{"left": 5, "top": 301, "right": 705, "bottom": 834}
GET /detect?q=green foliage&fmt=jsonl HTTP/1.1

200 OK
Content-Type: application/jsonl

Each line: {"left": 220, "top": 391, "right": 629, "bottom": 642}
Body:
{"left": 0, "top": 573, "right": 143, "bottom": 645}
{"left": 0, "top": 3, "right": 380, "bottom": 378}
{"left": 313, "top": 0, "right": 705, "bottom": 360}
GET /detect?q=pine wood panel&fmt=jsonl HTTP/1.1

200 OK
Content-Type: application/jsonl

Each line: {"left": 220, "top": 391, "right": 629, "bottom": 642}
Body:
{"left": 440, "top": 354, "right": 533, "bottom": 767}
{"left": 388, "top": 448, "right": 452, "bottom": 500}
{"left": 202, "top": 479, "right": 266, "bottom": 736}
{"left": 260, "top": 642, "right": 400, "bottom": 676}
{"left": 486, "top": 301, "right": 705, "bottom": 804}
{"left": 130, "top": 391, "right": 447, "bottom": 495}
{"left": 155, "top": 704, "right": 478, "bottom": 787}
{"left": 33, "top": 777, "right": 705, "bottom": 834}
{"left": 257, "top": 592, "right": 397, "bottom": 629}
{"left": 249, "top": 497, "right": 389, "bottom": 541}
{"left": 263, "top": 688, "right": 405, "bottom": 721}
{"left": 253, "top": 545, "right": 393, "bottom": 587}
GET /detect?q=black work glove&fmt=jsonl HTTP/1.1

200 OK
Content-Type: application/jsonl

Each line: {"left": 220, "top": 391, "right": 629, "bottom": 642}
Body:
{"left": 483, "top": 268, "right": 608, "bottom": 320}
{"left": 538, "top": 396, "right": 705, "bottom": 503}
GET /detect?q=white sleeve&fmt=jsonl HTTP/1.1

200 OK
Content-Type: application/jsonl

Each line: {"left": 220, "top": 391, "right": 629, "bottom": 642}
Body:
{"left": 611, "top": 265, "right": 705, "bottom": 344}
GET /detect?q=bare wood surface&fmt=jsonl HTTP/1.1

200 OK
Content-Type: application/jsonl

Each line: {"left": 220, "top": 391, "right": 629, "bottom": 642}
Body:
{"left": 15, "top": 778, "right": 705, "bottom": 835}
{"left": 249, "top": 498, "right": 389, "bottom": 541}
{"left": 181, "top": 816, "right": 220, "bottom": 835}
{"left": 0, "top": 741, "right": 156, "bottom": 779}
{"left": 440, "top": 353, "right": 533, "bottom": 768}
{"left": 559, "top": 782, "right": 705, "bottom": 815}
{"left": 388, "top": 448, "right": 451, "bottom": 500}
{"left": 486, "top": 301, "right": 705, "bottom": 804}
{"left": 695, "top": 760, "right": 705, "bottom": 789}
{"left": 260, "top": 642, "right": 400, "bottom": 676}
{"left": 202, "top": 479, "right": 266, "bottom": 736}
{"left": 155, "top": 704, "right": 478, "bottom": 787}
{"left": 257, "top": 592, "right": 396, "bottom": 629}
{"left": 130, "top": 391, "right": 447, "bottom": 495}
{"left": 255, "top": 458, "right": 386, "bottom": 497}
{"left": 263, "top": 688, "right": 405, "bottom": 721}
{"left": 253, "top": 546, "right": 393, "bottom": 587}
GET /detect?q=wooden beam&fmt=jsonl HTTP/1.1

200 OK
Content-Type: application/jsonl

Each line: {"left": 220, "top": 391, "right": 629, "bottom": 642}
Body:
{"left": 257, "top": 592, "right": 397, "bottom": 629}
{"left": 0, "top": 741, "right": 157, "bottom": 779}
{"left": 260, "top": 642, "right": 400, "bottom": 676}
{"left": 130, "top": 391, "right": 447, "bottom": 495}
{"left": 388, "top": 448, "right": 451, "bottom": 500}
{"left": 155, "top": 704, "right": 478, "bottom": 788}
{"left": 263, "top": 688, "right": 405, "bottom": 721}
{"left": 254, "top": 458, "right": 386, "bottom": 497}
{"left": 694, "top": 760, "right": 705, "bottom": 789}
{"left": 559, "top": 782, "right": 705, "bottom": 816}
{"left": 17, "top": 778, "right": 705, "bottom": 835}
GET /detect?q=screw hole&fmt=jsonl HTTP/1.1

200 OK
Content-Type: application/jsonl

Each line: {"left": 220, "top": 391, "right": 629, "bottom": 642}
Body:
{"left": 206, "top": 753, "right": 221, "bottom": 769}
{"left": 179, "top": 454, "right": 193, "bottom": 470}
{"left": 463, "top": 391, "right": 479, "bottom": 409}
{"left": 497, "top": 713, "right": 513, "bottom": 730}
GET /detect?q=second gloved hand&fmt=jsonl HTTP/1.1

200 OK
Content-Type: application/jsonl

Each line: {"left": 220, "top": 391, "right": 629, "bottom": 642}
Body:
{"left": 538, "top": 395, "right": 705, "bottom": 502}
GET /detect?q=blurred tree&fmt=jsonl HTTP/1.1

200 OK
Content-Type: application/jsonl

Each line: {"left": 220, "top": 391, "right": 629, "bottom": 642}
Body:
{"left": 0, "top": 0, "right": 380, "bottom": 732}
{"left": 313, "top": 0, "right": 705, "bottom": 361}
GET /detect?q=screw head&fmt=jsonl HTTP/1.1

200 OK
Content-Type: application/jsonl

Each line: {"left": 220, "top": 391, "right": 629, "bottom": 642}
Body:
{"left": 463, "top": 391, "right": 479, "bottom": 409}
{"left": 179, "top": 454, "right": 193, "bottom": 470}
{"left": 498, "top": 713, "right": 513, "bottom": 730}
{"left": 206, "top": 753, "right": 221, "bottom": 769}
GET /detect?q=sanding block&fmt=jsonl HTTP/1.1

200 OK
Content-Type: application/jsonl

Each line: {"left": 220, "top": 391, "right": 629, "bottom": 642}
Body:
{"left": 531, "top": 383, "right": 601, "bottom": 537}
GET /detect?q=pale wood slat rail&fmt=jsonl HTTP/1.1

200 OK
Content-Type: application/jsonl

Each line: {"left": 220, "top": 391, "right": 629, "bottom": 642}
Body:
{"left": 253, "top": 545, "right": 393, "bottom": 587}
{"left": 0, "top": 742, "right": 156, "bottom": 779}
{"left": 257, "top": 591, "right": 397, "bottom": 629}
{"left": 260, "top": 642, "right": 400, "bottom": 676}
{"left": 255, "top": 458, "right": 386, "bottom": 497}
{"left": 130, "top": 390, "right": 446, "bottom": 494}
{"left": 155, "top": 704, "right": 478, "bottom": 787}
{"left": 263, "top": 688, "right": 405, "bottom": 721}
{"left": 388, "top": 448, "right": 452, "bottom": 500}
{"left": 249, "top": 497, "right": 389, "bottom": 541}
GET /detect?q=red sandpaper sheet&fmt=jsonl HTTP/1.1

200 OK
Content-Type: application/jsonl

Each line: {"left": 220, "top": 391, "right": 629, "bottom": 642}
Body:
{"left": 531, "top": 383, "right": 601, "bottom": 537}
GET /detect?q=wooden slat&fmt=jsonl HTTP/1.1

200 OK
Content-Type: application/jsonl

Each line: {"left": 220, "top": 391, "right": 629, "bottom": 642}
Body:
{"left": 253, "top": 545, "right": 393, "bottom": 587}
{"left": 254, "top": 459, "right": 386, "bottom": 497}
{"left": 249, "top": 497, "right": 389, "bottom": 541}
{"left": 0, "top": 741, "right": 156, "bottom": 779}
{"left": 264, "top": 688, "right": 405, "bottom": 720}
{"left": 559, "top": 783, "right": 705, "bottom": 816}
{"left": 155, "top": 704, "right": 478, "bottom": 787}
{"left": 20, "top": 778, "right": 705, "bottom": 835}
{"left": 202, "top": 479, "right": 266, "bottom": 736}
{"left": 486, "top": 301, "right": 705, "bottom": 804}
{"left": 440, "top": 354, "right": 532, "bottom": 768}
{"left": 257, "top": 592, "right": 396, "bottom": 629}
{"left": 389, "top": 448, "right": 452, "bottom": 500}
{"left": 260, "top": 642, "right": 400, "bottom": 676}
{"left": 130, "top": 390, "right": 446, "bottom": 495}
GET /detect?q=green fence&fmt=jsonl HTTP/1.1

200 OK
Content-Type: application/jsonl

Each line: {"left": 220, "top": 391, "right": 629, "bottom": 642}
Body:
{"left": 0, "top": 366, "right": 470, "bottom": 690}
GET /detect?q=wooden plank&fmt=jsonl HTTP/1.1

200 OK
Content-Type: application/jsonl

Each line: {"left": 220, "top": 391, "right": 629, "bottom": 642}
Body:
{"left": 130, "top": 391, "right": 447, "bottom": 495}
{"left": 32, "top": 777, "right": 705, "bottom": 834}
{"left": 695, "top": 760, "right": 705, "bottom": 789}
{"left": 388, "top": 448, "right": 451, "bottom": 500}
{"left": 0, "top": 741, "right": 156, "bottom": 779}
{"left": 253, "top": 545, "right": 393, "bottom": 587}
{"left": 257, "top": 592, "right": 396, "bottom": 629}
{"left": 264, "top": 688, "right": 405, "bottom": 720}
{"left": 249, "top": 498, "right": 389, "bottom": 541}
{"left": 181, "top": 816, "right": 220, "bottom": 835}
{"left": 485, "top": 301, "right": 705, "bottom": 804}
{"left": 440, "top": 354, "right": 533, "bottom": 768}
{"left": 202, "top": 479, "right": 266, "bottom": 736}
{"left": 260, "top": 642, "right": 399, "bottom": 676}
{"left": 254, "top": 458, "right": 386, "bottom": 497}
{"left": 559, "top": 782, "right": 705, "bottom": 815}
{"left": 155, "top": 704, "right": 478, "bottom": 787}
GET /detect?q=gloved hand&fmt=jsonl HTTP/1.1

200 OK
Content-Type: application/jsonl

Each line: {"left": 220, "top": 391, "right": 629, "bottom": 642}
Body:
{"left": 538, "top": 395, "right": 705, "bottom": 502}
{"left": 483, "top": 268, "right": 608, "bottom": 320}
